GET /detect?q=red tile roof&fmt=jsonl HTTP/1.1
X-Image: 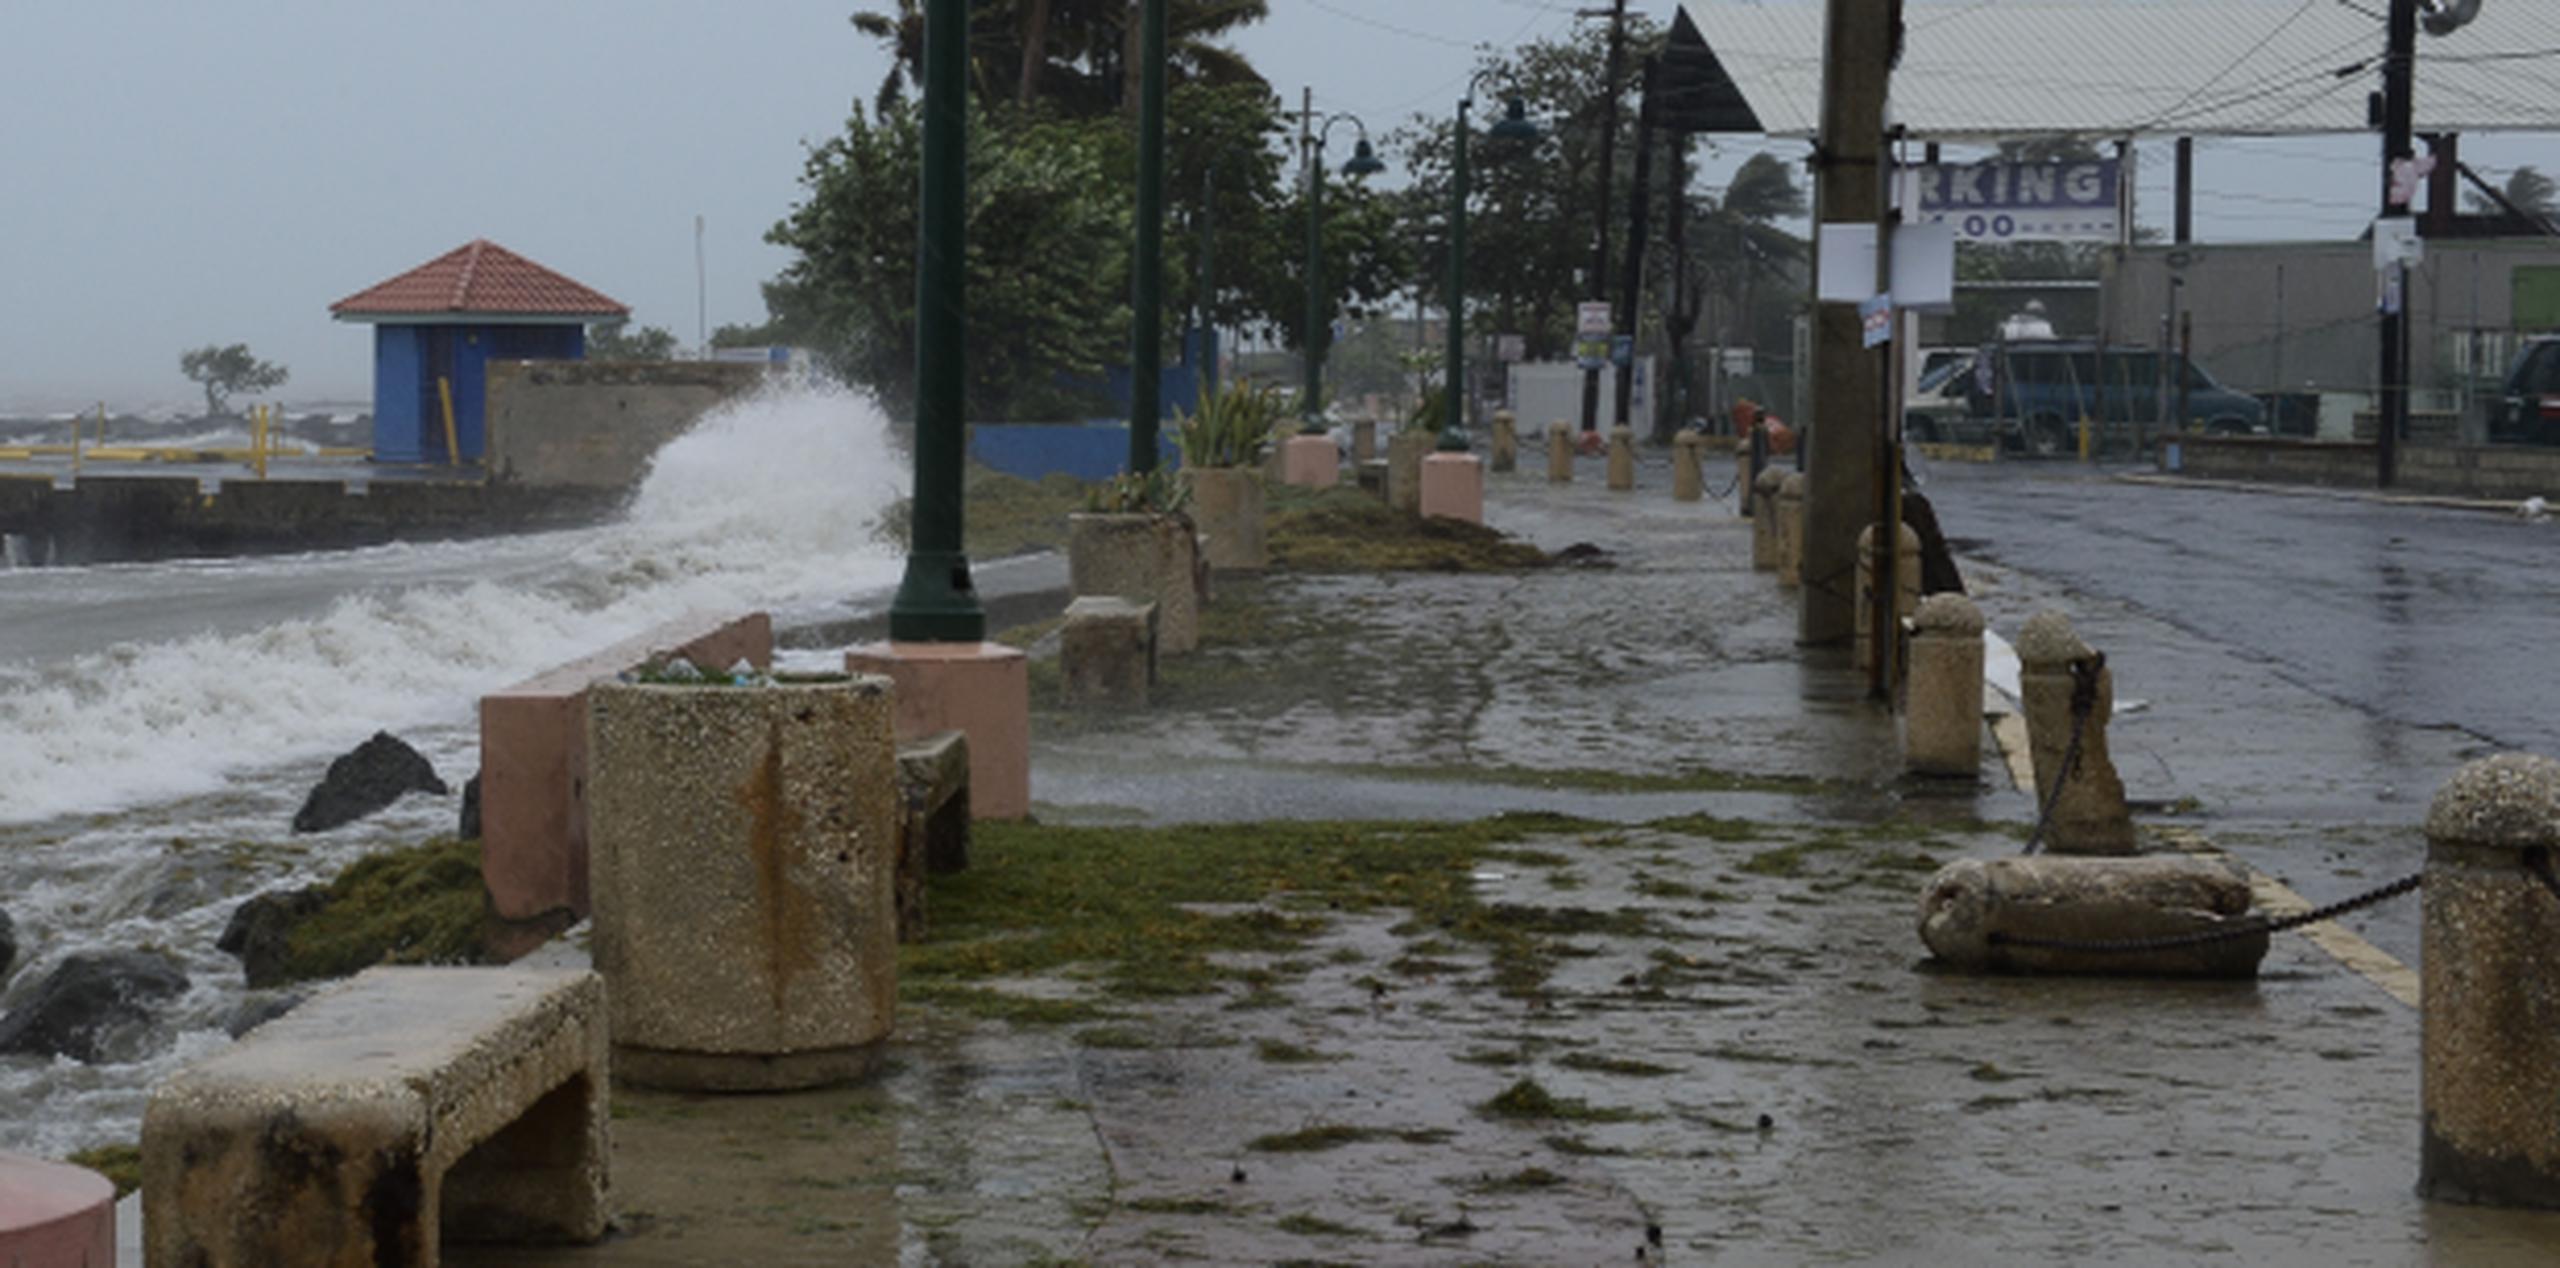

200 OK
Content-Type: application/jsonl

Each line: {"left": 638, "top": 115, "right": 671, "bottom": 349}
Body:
{"left": 330, "top": 239, "right": 629, "bottom": 320}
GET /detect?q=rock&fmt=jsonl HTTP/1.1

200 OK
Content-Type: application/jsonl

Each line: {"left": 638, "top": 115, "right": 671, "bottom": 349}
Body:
{"left": 460, "top": 772, "right": 482, "bottom": 841}
{"left": 0, "top": 906, "right": 16, "bottom": 985}
{"left": 217, "top": 886, "right": 331, "bottom": 989}
{"left": 223, "top": 991, "right": 306, "bottom": 1039}
{"left": 0, "top": 950, "right": 190, "bottom": 1062}
{"left": 291, "top": 731, "right": 448, "bottom": 834}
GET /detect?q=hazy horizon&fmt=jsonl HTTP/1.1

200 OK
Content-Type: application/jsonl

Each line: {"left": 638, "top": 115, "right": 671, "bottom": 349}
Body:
{"left": 2, "top": 0, "right": 2548, "bottom": 414}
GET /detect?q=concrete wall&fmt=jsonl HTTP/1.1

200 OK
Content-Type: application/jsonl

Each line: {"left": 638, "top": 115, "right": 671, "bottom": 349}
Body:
{"left": 2172, "top": 435, "right": 2560, "bottom": 501}
{"left": 484, "top": 360, "right": 768, "bottom": 489}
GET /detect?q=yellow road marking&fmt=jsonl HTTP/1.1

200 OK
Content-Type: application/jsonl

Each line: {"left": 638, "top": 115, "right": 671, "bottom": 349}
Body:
{"left": 1984, "top": 699, "right": 2420, "bottom": 1009}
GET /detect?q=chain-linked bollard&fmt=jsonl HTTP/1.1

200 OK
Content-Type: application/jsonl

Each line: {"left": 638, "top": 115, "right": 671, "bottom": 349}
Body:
{"left": 1672, "top": 431, "right": 1705, "bottom": 501}
{"left": 1854, "top": 522, "right": 1922, "bottom": 675}
{"left": 1546, "top": 421, "right": 1573, "bottom": 484}
{"left": 2421, "top": 753, "right": 2560, "bottom": 1209}
{"left": 1490, "top": 409, "right": 1518, "bottom": 474}
{"left": 1905, "top": 593, "right": 1986, "bottom": 779}
{"left": 1918, "top": 855, "right": 2268, "bottom": 977}
{"left": 1750, "top": 467, "right": 1785, "bottom": 571}
{"left": 2016, "top": 611, "right": 2136, "bottom": 854}
{"left": 1775, "top": 473, "right": 1806, "bottom": 589}
{"left": 1607, "top": 425, "right": 1636, "bottom": 491}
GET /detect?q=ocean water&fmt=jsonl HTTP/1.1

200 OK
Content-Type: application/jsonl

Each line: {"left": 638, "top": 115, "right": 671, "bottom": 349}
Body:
{"left": 0, "top": 381, "right": 912, "bottom": 1155}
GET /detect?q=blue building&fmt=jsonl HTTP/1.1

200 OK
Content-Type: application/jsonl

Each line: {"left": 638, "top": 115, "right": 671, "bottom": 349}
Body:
{"left": 330, "top": 240, "right": 628, "bottom": 464}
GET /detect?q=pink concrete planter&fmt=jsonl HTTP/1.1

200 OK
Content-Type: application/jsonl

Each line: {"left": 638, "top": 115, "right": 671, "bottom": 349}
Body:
{"left": 1281, "top": 434, "right": 1339, "bottom": 489}
{"left": 0, "top": 1153, "right": 114, "bottom": 1268}
{"left": 846, "top": 641, "right": 1032, "bottom": 820}
{"left": 1419, "top": 452, "right": 1485, "bottom": 525}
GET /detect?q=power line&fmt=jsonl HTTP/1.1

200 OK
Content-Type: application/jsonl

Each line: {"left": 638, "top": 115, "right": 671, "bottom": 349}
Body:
{"left": 2140, "top": 0, "right": 2323, "bottom": 133}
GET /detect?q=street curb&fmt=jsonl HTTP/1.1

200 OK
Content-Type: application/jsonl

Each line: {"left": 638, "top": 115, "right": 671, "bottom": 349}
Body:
{"left": 2115, "top": 471, "right": 2530, "bottom": 516}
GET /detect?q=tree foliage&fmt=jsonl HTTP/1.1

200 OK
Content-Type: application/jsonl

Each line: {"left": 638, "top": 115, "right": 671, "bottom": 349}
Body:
{"left": 2465, "top": 164, "right": 2558, "bottom": 229}
{"left": 853, "top": 0, "right": 1267, "bottom": 116}
{"left": 586, "top": 322, "right": 680, "bottom": 361}
{"left": 177, "top": 344, "right": 288, "bottom": 418}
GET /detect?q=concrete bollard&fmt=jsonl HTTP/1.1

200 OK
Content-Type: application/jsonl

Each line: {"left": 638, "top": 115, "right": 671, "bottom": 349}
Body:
{"left": 2015, "top": 611, "right": 2136, "bottom": 854}
{"left": 1352, "top": 419, "right": 1377, "bottom": 464}
{"left": 1775, "top": 473, "right": 1806, "bottom": 589}
{"left": 1672, "top": 432, "right": 1705, "bottom": 501}
{"left": 1606, "top": 425, "right": 1636, "bottom": 491}
{"left": 2421, "top": 753, "right": 2560, "bottom": 1208}
{"left": 1546, "top": 421, "right": 1574, "bottom": 483}
{"left": 1280, "top": 434, "right": 1339, "bottom": 489}
{"left": 1918, "top": 855, "right": 2267, "bottom": 976}
{"left": 1185, "top": 466, "right": 1265, "bottom": 571}
{"left": 1490, "top": 409, "right": 1518, "bottom": 473}
{"left": 1386, "top": 430, "right": 1431, "bottom": 513}
{"left": 1418, "top": 451, "right": 1486, "bottom": 524}
{"left": 1750, "top": 467, "right": 1786, "bottom": 571}
{"left": 1854, "top": 522, "right": 1924, "bottom": 674}
{"left": 1905, "top": 594, "right": 1986, "bottom": 778}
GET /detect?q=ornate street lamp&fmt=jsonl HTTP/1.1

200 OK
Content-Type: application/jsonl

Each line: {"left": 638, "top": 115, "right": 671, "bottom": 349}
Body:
{"left": 888, "top": 0, "right": 983, "bottom": 640}
{"left": 1301, "top": 115, "right": 1386, "bottom": 433}
{"left": 1129, "top": 0, "right": 1169, "bottom": 474}
{"left": 1442, "top": 85, "right": 1540, "bottom": 453}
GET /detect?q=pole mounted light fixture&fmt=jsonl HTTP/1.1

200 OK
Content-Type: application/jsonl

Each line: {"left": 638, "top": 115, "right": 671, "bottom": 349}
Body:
{"left": 1443, "top": 79, "right": 1542, "bottom": 453}
{"left": 1302, "top": 111, "right": 1388, "bottom": 433}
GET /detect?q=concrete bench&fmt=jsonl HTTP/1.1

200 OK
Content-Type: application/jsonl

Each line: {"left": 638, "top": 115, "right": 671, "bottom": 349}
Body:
{"left": 895, "top": 731, "right": 972, "bottom": 943}
{"left": 143, "top": 966, "right": 608, "bottom": 1266}
{"left": 479, "top": 610, "right": 771, "bottom": 958}
{"left": 1061, "top": 596, "right": 1157, "bottom": 709}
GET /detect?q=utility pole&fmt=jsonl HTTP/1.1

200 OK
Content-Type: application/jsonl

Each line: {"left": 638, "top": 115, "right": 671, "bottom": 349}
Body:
{"left": 1577, "top": 0, "right": 1629, "bottom": 437}
{"left": 1612, "top": 55, "right": 1660, "bottom": 436}
{"left": 1803, "top": 0, "right": 1893, "bottom": 649}
{"left": 2376, "top": 0, "right": 2417, "bottom": 488}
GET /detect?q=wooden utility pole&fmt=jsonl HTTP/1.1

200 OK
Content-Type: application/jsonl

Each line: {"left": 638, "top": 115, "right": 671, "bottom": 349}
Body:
{"left": 1577, "top": 0, "right": 1629, "bottom": 436}
{"left": 2376, "top": 0, "right": 2417, "bottom": 488}
{"left": 1802, "top": 0, "right": 1894, "bottom": 648}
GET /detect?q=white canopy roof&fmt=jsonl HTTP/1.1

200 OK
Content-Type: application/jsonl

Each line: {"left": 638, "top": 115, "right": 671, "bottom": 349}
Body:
{"left": 1688, "top": 0, "right": 2560, "bottom": 141}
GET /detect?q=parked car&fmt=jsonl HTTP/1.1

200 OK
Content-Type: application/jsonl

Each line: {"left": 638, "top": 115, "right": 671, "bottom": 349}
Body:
{"left": 2490, "top": 335, "right": 2560, "bottom": 445}
{"left": 1963, "top": 342, "right": 2266, "bottom": 456}
{"left": 1904, "top": 355, "right": 1979, "bottom": 444}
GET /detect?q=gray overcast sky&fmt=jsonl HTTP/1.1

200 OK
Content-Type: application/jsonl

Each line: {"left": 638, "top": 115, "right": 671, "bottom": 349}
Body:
{"left": 0, "top": 1, "right": 2547, "bottom": 413}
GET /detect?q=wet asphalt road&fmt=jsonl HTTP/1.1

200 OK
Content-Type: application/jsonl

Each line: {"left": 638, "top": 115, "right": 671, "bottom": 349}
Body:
{"left": 1924, "top": 460, "right": 2557, "bottom": 757}
{"left": 1919, "top": 458, "right": 2553, "bottom": 968}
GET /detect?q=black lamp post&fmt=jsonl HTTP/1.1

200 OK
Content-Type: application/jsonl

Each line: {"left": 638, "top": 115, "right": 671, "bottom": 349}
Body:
{"left": 1442, "top": 83, "right": 1540, "bottom": 453}
{"left": 887, "top": 0, "right": 983, "bottom": 641}
{"left": 1128, "top": 0, "right": 1168, "bottom": 474}
{"left": 1301, "top": 115, "right": 1385, "bottom": 433}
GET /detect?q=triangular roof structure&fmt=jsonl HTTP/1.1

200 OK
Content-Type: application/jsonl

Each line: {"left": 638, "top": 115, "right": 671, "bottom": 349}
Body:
{"left": 1681, "top": 0, "right": 2560, "bottom": 141}
{"left": 330, "top": 239, "right": 629, "bottom": 324}
{"left": 1658, "top": 8, "right": 1763, "bottom": 135}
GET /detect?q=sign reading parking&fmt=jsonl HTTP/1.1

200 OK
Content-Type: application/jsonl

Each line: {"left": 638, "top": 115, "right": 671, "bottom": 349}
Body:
{"left": 1909, "top": 159, "right": 2121, "bottom": 243}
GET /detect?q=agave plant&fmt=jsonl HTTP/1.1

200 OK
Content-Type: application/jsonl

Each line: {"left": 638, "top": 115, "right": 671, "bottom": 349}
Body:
{"left": 1405, "top": 386, "right": 1448, "bottom": 435}
{"left": 1084, "top": 466, "right": 1194, "bottom": 516}
{"left": 1174, "top": 381, "right": 1281, "bottom": 469}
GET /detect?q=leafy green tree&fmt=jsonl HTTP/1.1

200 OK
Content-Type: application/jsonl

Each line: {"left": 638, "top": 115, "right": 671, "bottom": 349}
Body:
{"left": 1391, "top": 17, "right": 1675, "bottom": 362}
{"left": 178, "top": 344, "right": 288, "bottom": 418}
{"left": 763, "top": 99, "right": 1132, "bottom": 420}
{"left": 586, "top": 322, "right": 680, "bottom": 361}
{"left": 852, "top": 0, "right": 1267, "bottom": 116}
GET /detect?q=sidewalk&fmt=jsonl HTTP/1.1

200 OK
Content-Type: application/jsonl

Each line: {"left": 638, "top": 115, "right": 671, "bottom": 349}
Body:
{"left": 463, "top": 451, "right": 2560, "bottom": 1266}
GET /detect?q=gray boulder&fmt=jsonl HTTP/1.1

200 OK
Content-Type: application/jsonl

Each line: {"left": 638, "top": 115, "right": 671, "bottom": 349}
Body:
{"left": 216, "top": 886, "right": 331, "bottom": 989}
{"left": 0, "top": 950, "right": 190, "bottom": 1062}
{"left": 0, "top": 907, "right": 15, "bottom": 985}
{"left": 459, "top": 772, "right": 481, "bottom": 841}
{"left": 292, "top": 731, "right": 448, "bottom": 833}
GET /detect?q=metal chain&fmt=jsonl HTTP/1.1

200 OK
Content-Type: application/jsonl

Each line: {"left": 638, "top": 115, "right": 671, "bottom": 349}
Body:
{"left": 1988, "top": 871, "right": 2424, "bottom": 955}
{"left": 2020, "top": 653, "right": 2104, "bottom": 857}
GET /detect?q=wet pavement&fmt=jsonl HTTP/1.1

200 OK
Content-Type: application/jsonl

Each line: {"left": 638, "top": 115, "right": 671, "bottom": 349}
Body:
{"left": 451, "top": 448, "right": 2560, "bottom": 1265}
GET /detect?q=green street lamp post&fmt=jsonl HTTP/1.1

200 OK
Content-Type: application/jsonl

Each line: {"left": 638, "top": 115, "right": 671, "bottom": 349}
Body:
{"left": 1301, "top": 115, "right": 1385, "bottom": 434}
{"left": 887, "top": 0, "right": 984, "bottom": 642}
{"left": 1442, "top": 82, "right": 1539, "bottom": 453}
{"left": 1128, "top": 0, "right": 1168, "bottom": 474}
